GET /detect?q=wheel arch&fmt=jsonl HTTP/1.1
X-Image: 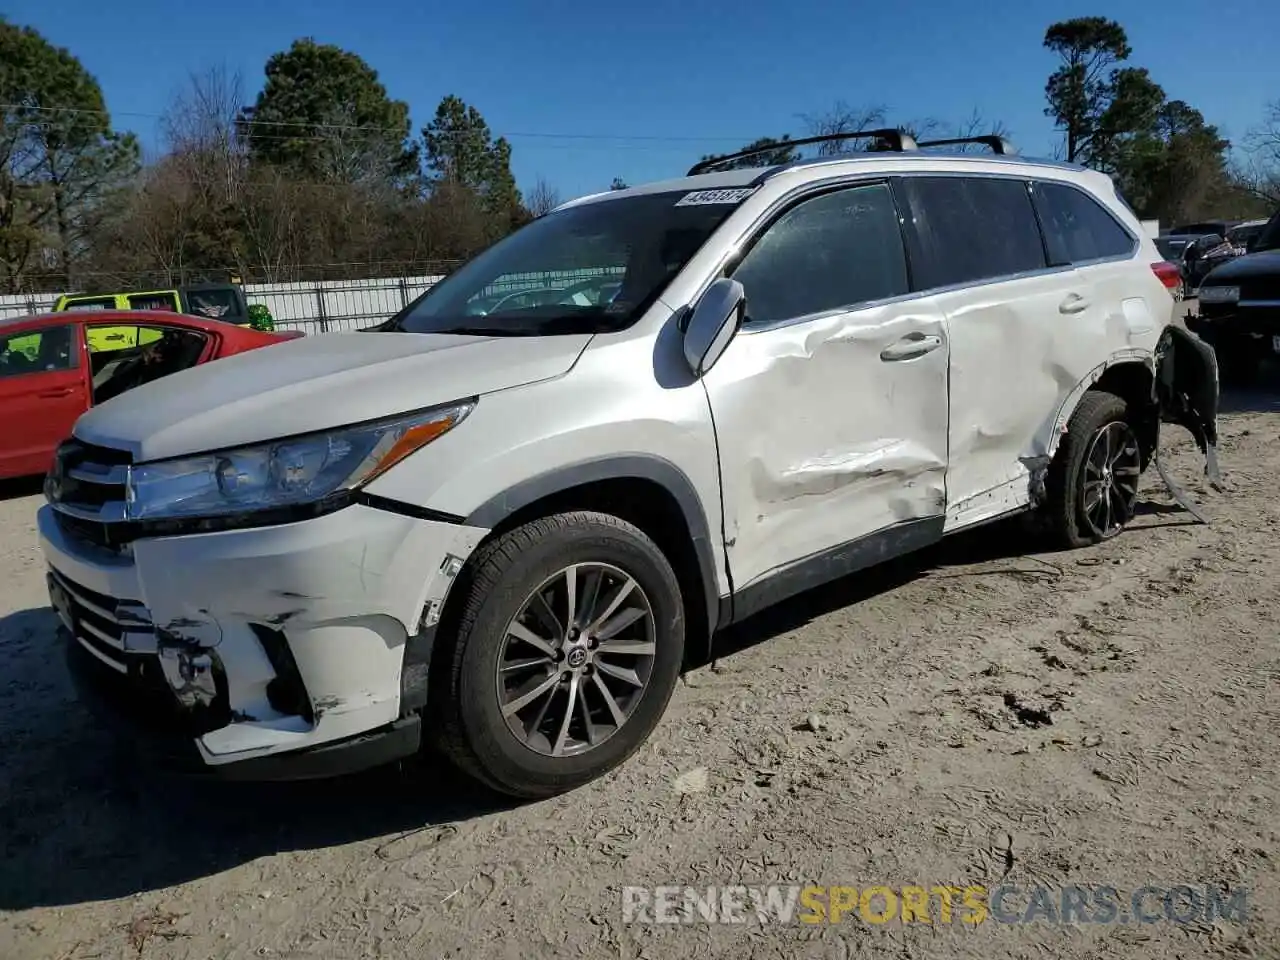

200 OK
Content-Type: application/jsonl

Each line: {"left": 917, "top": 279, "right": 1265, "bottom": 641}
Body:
{"left": 455, "top": 456, "right": 723, "bottom": 661}
{"left": 1045, "top": 351, "right": 1159, "bottom": 466}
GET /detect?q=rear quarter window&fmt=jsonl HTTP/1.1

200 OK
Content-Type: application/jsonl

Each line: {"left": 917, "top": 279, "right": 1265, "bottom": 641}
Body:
{"left": 1031, "top": 181, "right": 1136, "bottom": 265}
{"left": 897, "top": 176, "right": 1047, "bottom": 290}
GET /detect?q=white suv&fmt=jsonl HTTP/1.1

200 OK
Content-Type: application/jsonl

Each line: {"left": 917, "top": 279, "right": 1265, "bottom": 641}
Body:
{"left": 38, "top": 130, "right": 1219, "bottom": 798}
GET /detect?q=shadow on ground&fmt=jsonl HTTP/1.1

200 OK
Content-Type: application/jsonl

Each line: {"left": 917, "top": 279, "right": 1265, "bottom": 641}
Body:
{"left": 1218, "top": 358, "right": 1280, "bottom": 414}
{"left": 0, "top": 606, "right": 516, "bottom": 910}
{"left": 709, "top": 514, "right": 1052, "bottom": 665}
{"left": 0, "top": 501, "right": 1208, "bottom": 909}
{"left": 0, "top": 475, "right": 44, "bottom": 503}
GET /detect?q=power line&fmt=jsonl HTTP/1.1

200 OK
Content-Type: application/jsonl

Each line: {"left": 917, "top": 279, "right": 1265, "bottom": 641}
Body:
{"left": 0, "top": 102, "right": 761, "bottom": 145}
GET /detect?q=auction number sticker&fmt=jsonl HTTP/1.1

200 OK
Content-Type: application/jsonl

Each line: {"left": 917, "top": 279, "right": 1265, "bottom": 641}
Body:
{"left": 675, "top": 188, "right": 758, "bottom": 206}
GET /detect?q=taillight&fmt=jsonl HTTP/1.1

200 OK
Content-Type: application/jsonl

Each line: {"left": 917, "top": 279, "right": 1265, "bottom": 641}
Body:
{"left": 1151, "top": 261, "right": 1182, "bottom": 290}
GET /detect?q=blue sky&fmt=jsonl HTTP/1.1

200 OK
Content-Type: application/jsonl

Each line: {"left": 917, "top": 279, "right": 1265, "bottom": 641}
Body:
{"left": 6, "top": 0, "right": 1277, "bottom": 200}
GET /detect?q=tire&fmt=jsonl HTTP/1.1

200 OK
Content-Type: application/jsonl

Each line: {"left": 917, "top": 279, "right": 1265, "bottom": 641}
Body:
{"left": 429, "top": 511, "right": 685, "bottom": 799}
{"left": 1045, "top": 390, "right": 1143, "bottom": 549}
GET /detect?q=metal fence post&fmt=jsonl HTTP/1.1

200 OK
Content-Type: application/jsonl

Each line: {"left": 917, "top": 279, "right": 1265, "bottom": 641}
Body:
{"left": 316, "top": 286, "right": 328, "bottom": 333}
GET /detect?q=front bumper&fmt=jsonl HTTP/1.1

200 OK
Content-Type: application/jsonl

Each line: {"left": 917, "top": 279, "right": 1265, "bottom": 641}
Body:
{"left": 39, "top": 501, "right": 487, "bottom": 778}
{"left": 1188, "top": 301, "right": 1280, "bottom": 346}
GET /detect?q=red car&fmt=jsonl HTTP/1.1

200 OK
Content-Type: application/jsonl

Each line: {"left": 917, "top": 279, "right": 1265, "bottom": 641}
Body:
{"left": 0, "top": 310, "right": 302, "bottom": 480}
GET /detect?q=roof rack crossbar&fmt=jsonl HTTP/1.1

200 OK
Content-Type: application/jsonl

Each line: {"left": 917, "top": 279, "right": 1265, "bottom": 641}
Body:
{"left": 915, "top": 135, "right": 1016, "bottom": 155}
{"left": 687, "top": 128, "right": 919, "bottom": 176}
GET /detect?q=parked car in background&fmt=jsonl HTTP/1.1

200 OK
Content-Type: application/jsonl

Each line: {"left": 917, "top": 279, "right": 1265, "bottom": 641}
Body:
{"left": 0, "top": 310, "right": 301, "bottom": 480}
{"left": 53, "top": 283, "right": 271, "bottom": 334}
{"left": 1154, "top": 233, "right": 1236, "bottom": 295}
{"left": 1165, "top": 219, "right": 1239, "bottom": 238}
{"left": 1188, "top": 206, "right": 1280, "bottom": 382}
{"left": 1225, "top": 218, "right": 1270, "bottom": 255}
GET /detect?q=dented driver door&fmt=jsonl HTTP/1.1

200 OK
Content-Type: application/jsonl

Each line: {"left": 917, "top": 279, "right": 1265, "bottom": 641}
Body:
{"left": 701, "top": 181, "right": 950, "bottom": 611}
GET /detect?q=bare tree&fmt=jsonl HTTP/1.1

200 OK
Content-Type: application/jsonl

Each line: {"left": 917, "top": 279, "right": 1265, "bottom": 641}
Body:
{"left": 799, "top": 102, "right": 888, "bottom": 154}
{"left": 1242, "top": 100, "right": 1280, "bottom": 204}
{"left": 525, "top": 177, "right": 561, "bottom": 217}
{"left": 937, "top": 108, "right": 1012, "bottom": 151}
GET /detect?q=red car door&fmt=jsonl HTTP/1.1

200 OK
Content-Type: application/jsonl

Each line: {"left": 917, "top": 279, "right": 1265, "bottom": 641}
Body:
{"left": 0, "top": 322, "right": 90, "bottom": 479}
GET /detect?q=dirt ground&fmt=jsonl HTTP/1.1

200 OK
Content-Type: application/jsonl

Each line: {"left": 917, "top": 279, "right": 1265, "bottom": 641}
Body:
{"left": 2, "top": 373, "right": 1278, "bottom": 959}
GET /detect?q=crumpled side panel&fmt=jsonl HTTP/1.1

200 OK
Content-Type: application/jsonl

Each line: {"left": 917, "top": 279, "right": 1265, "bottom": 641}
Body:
{"left": 703, "top": 302, "right": 950, "bottom": 590}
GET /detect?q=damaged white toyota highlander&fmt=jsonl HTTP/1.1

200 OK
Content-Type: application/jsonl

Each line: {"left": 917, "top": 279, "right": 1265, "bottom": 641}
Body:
{"left": 39, "top": 129, "right": 1220, "bottom": 799}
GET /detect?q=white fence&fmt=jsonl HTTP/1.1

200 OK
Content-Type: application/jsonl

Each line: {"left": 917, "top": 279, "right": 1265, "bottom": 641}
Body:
{"left": 0, "top": 275, "right": 448, "bottom": 333}
{"left": 0, "top": 267, "right": 624, "bottom": 333}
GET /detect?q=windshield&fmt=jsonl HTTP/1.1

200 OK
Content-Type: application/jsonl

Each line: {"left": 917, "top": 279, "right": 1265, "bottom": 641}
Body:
{"left": 1155, "top": 238, "right": 1189, "bottom": 260}
{"left": 182, "top": 287, "right": 245, "bottom": 321}
{"left": 385, "top": 189, "right": 749, "bottom": 336}
{"left": 1252, "top": 210, "right": 1280, "bottom": 253}
{"left": 1226, "top": 223, "right": 1262, "bottom": 246}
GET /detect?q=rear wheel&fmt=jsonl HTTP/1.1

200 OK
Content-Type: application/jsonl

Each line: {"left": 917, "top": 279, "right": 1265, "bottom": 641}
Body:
{"left": 430, "top": 511, "right": 685, "bottom": 798}
{"left": 1046, "top": 391, "right": 1143, "bottom": 549}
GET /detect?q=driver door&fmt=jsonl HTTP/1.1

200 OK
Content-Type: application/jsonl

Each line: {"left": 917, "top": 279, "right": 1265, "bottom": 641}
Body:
{"left": 701, "top": 181, "right": 950, "bottom": 616}
{"left": 0, "top": 324, "right": 89, "bottom": 477}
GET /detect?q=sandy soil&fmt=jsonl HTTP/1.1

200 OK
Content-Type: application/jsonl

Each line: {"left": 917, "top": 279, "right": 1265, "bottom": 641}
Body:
{"left": 1, "top": 377, "right": 1278, "bottom": 959}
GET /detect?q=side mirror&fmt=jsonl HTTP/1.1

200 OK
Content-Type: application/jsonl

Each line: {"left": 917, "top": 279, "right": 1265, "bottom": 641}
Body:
{"left": 682, "top": 278, "right": 745, "bottom": 376}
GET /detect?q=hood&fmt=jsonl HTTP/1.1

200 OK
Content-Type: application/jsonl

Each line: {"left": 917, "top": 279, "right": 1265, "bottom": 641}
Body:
{"left": 75, "top": 330, "right": 593, "bottom": 461}
{"left": 1201, "top": 249, "right": 1280, "bottom": 284}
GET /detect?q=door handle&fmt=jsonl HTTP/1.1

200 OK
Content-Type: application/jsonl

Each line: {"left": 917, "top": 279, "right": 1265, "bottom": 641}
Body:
{"left": 1059, "top": 293, "right": 1090, "bottom": 315}
{"left": 880, "top": 333, "right": 943, "bottom": 362}
{"left": 37, "top": 387, "right": 74, "bottom": 398}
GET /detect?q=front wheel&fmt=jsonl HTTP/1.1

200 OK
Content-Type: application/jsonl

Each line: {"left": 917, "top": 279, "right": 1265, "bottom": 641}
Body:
{"left": 1045, "top": 390, "right": 1143, "bottom": 549}
{"left": 430, "top": 511, "right": 685, "bottom": 798}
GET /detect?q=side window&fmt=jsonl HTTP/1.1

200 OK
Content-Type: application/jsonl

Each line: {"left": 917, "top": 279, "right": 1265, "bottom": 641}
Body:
{"left": 0, "top": 325, "right": 78, "bottom": 379}
{"left": 730, "top": 182, "right": 908, "bottom": 325}
{"left": 1032, "top": 181, "right": 1135, "bottom": 265}
{"left": 62, "top": 296, "right": 117, "bottom": 312}
{"left": 128, "top": 293, "right": 179, "bottom": 312}
{"left": 90, "top": 324, "right": 210, "bottom": 404}
{"left": 899, "top": 176, "right": 1047, "bottom": 289}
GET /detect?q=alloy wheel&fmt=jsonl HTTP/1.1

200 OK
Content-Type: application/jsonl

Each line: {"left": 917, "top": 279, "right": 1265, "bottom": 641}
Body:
{"left": 496, "top": 563, "right": 657, "bottom": 758}
{"left": 1081, "top": 421, "right": 1141, "bottom": 538}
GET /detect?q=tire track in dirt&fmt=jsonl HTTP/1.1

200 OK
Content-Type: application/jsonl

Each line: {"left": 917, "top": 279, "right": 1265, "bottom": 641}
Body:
{"left": 1, "top": 417, "right": 1277, "bottom": 959}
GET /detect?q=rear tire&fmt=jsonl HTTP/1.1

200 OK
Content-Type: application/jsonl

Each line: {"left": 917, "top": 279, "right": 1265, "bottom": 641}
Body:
{"left": 1045, "top": 390, "right": 1142, "bottom": 549}
{"left": 430, "top": 511, "right": 685, "bottom": 799}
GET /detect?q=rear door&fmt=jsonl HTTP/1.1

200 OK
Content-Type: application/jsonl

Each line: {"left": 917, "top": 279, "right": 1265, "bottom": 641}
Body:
{"left": 1030, "top": 178, "right": 1157, "bottom": 341}
{"left": 0, "top": 323, "right": 89, "bottom": 477}
{"left": 895, "top": 174, "right": 1074, "bottom": 530}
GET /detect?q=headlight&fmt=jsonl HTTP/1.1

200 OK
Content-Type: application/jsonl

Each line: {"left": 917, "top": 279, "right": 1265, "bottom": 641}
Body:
{"left": 1198, "top": 285, "right": 1239, "bottom": 303}
{"left": 125, "top": 401, "right": 474, "bottom": 522}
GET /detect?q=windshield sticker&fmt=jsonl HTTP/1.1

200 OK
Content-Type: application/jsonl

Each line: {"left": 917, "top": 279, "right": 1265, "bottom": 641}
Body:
{"left": 674, "top": 188, "right": 758, "bottom": 207}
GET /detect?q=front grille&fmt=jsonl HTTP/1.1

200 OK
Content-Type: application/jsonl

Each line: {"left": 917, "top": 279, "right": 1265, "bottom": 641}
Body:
{"left": 46, "top": 438, "right": 135, "bottom": 550}
{"left": 52, "top": 567, "right": 232, "bottom": 737}
{"left": 1242, "top": 278, "right": 1280, "bottom": 301}
{"left": 48, "top": 567, "right": 153, "bottom": 674}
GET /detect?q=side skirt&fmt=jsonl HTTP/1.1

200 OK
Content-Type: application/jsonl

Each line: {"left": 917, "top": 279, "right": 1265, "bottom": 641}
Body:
{"left": 717, "top": 515, "right": 945, "bottom": 628}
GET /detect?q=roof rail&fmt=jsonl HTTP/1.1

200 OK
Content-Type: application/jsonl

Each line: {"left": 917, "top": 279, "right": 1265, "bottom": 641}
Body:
{"left": 915, "top": 135, "right": 1016, "bottom": 155}
{"left": 687, "top": 128, "right": 919, "bottom": 176}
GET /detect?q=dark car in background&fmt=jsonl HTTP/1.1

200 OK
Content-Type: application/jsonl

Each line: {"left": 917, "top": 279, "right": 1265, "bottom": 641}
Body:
{"left": 1188, "top": 207, "right": 1280, "bottom": 382}
{"left": 1154, "top": 233, "right": 1236, "bottom": 296}
{"left": 1225, "top": 218, "right": 1270, "bottom": 254}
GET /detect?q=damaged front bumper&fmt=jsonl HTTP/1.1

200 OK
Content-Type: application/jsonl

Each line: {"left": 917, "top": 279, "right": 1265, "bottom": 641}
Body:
{"left": 39, "top": 502, "right": 488, "bottom": 780}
